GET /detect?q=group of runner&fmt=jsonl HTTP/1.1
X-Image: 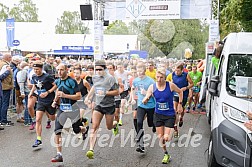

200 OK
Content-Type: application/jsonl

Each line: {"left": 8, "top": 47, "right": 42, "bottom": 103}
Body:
{"left": 13, "top": 55, "right": 205, "bottom": 164}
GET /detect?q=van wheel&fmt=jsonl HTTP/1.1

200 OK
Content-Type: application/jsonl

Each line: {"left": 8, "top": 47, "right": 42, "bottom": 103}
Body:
{"left": 207, "top": 135, "right": 222, "bottom": 167}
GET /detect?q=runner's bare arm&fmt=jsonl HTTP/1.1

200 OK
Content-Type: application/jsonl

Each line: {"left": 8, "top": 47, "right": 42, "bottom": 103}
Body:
{"left": 129, "top": 86, "right": 135, "bottom": 102}
{"left": 83, "top": 79, "right": 91, "bottom": 92}
{"left": 28, "top": 84, "right": 36, "bottom": 97}
{"left": 142, "top": 84, "right": 153, "bottom": 104}
{"left": 186, "top": 74, "right": 194, "bottom": 89}
{"left": 106, "top": 88, "right": 119, "bottom": 96}
{"left": 170, "top": 82, "right": 183, "bottom": 101}
{"left": 170, "top": 82, "right": 183, "bottom": 113}
{"left": 85, "top": 86, "right": 95, "bottom": 101}
{"left": 118, "top": 78, "right": 124, "bottom": 94}
{"left": 47, "top": 83, "right": 57, "bottom": 94}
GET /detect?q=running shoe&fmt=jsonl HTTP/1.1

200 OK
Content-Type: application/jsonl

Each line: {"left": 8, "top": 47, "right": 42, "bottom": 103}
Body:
{"left": 83, "top": 117, "right": 89, "bottom": 126}
{"left": 197, "top": 104, "right": 202, "bottom": 109}
{"left": 173, "top": 130, "right": 179, "bottom": 138}
{"left": 24, "top": 122, "right": 31, "bottom": 126}
{"left": 1, "top": 122, "right": 14, "bottom": 126}
{"left": 29, "top": 122, "right": 36, "bottom": 130}
{"left": 152, "top": 126, "right": 156, "bottom": 133}
{"left": 46, "top": 121, "right": 51, "bottom": 129}
{"left": 0, "top": 127, "right": 4, "bottom": 130}
{"left": 192, "top": 107, "right": 196, "bottom": 112}
{"left": 32, "top": 139, "right": 42, "bottom": 147}
{"left": 86, "top": 150, "right": 94, "bottom": 159}
{"left": 136, "top": 145, "right": 145, "bottom": 153}
{"left": 179, "top": 117, "right": 183, "bottom": 127}
{"left": 82, "top": 126, "right": 89, "bottom": 140}
{"left": 51, "top": 154, "right": 63, "bottom": 162}
{"left": 112, "top": 123, "right": 119, "bottom": 136}
{"left": 17, "top": 118, "right": 24, "bottom": 123}
{"left": 162, "top": 154, "right": 171, "bottom": 164}
{"left": 118, "top": 119, "right": 123, "bottom": 126}
{"left": 186, "top": 107, "right": 190, "bottom": 113}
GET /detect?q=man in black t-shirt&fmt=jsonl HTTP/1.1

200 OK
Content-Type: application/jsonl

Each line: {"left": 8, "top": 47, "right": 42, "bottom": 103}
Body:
{"left": 29, "top": 61, "right": 57, "bottom": 148}
{"left": 43, "top": 56, "right": 56, "bottom": 78}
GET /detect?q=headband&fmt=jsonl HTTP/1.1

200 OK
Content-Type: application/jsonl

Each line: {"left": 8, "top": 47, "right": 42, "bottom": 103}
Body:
{"left": 33, "top": 64, "right": 43, "bottom": 68}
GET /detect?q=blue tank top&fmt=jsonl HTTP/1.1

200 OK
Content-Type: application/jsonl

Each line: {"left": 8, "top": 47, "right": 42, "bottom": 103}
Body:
{"left": 172, "top": 71, "right": 189, "bottom": 98}
{"left": 153, "top": 82, "right": 175, "bottom": 116}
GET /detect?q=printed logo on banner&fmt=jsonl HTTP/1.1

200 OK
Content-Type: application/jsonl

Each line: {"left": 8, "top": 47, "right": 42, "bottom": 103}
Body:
{"left": 127, "top": 0, "right": 146, "bottom": 18}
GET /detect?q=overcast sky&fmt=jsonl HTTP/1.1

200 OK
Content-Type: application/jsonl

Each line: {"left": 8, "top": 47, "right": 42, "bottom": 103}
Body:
{"left": 0, "top": 0, "right": 93, "bottom": 33}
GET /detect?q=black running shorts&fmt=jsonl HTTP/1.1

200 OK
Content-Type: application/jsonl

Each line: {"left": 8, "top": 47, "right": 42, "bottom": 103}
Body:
{"left": 154, "top": 113, "right": 175, "bottom": 128}
{"left": 36, "top": 102, "right": 56, "bottom": 115}
{"left": 94, "top": 105, "right": 115, "bottom": 115}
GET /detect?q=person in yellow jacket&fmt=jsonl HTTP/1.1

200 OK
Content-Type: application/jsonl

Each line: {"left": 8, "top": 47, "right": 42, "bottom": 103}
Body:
{"left": 145, "top": 61, "right": 156, "bottom": 81}
{"left": 166, "top": 73, "right": 172, "bottom": 82}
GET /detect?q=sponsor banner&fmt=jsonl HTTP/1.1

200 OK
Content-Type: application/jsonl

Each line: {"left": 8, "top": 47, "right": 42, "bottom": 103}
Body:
{"left": 94, "top": 20, "right": 103, "bottom": 60}
{"left": 125, "top": 0, "right": 180, "bottom": 19}
{"left": 104, "top": 0, "right": 211, "bottom": 20}
{"left": 6, "top": 18, "right": 15, "bottom": 48}
{"left": 209, "top": 20, "right": 220, "bottom": 42}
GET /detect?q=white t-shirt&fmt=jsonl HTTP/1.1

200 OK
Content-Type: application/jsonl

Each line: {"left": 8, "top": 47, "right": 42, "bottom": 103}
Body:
{"left": 115, "top": 70, "right": 129, "bottom": 91}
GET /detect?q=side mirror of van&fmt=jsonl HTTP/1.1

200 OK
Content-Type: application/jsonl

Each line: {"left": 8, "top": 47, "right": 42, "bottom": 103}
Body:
{"left": 208, "top": 75, "right": 220, "bottom": 96}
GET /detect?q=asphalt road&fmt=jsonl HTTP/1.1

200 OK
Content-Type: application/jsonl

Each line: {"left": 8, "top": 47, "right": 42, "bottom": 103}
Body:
{"left": 0, "top": 109, "right": 210, "bottom": 167}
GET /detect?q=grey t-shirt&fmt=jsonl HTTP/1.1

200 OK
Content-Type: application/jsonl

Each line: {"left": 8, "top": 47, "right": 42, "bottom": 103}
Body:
{"left": 93, "top": 73, "right": 119, "bottom": 107}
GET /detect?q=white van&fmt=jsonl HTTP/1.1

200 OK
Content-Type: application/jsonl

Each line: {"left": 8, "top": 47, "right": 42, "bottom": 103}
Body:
{"left": 207, "top": 32, "right": 252, "bottom": 167}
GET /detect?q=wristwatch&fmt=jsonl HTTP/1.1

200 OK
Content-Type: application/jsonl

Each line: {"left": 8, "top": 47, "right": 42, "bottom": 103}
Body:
{"left": 178, "top": 101, "right": 183, "bottom": 105}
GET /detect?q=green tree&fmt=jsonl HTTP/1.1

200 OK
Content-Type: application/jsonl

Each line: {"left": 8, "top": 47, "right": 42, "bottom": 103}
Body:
{"left": 219, "top": 0, "right": 242, "bottom": 39}
{"left": 218, "top": 0, "right": 252, "bottom": 38}
{"left": 0, "top": 3, "right": 9, "bottom": 21}
{"left": 104, "top": 20, "right": 129, "bottom": 35}
{"left": 240, "top": 0, "right": 252, "bottom": 32}
{"left": 132, "top": 19, "right": 208, "bottom": 59}
{"left": 55, "top": 11, "right": 89, "bottom": 34}
{"left": 9, "top": 0, "right": 39, "bottom": 22}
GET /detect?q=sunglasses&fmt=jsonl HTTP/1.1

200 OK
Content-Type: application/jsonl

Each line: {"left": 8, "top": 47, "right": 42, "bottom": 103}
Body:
{"left": 95, "top": 68, "right": 104, "bottom": 71}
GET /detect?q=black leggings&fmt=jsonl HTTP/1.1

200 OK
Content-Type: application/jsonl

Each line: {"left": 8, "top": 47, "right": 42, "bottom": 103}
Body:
{"left": 55, "top": 110, "right": 80, "bottom": 135}
{"left": 136, "top": 106, "right": 155, "bottom": 146}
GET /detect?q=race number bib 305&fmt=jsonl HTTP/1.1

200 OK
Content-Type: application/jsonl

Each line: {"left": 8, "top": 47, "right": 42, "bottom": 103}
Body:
{"left": 60, "top": 103, "right": 73, "bottom": 112}
{"left": 157, "top": 102, "right": 169, "bottom": 110}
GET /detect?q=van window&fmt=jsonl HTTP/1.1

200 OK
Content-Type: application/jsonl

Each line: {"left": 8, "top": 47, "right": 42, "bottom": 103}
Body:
{"left": 226, "top": 54, "right": 252, "bottom": 98}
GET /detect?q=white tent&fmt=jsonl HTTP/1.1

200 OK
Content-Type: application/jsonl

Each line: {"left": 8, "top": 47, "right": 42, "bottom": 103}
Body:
{"left": 0, "top": 22, "right": 138, "bottom": 53}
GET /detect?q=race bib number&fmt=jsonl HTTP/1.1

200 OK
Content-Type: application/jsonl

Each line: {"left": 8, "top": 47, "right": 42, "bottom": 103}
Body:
{"left": 157, "top": 102, "right": 169, "bottom": 110}
{"left": 192, "top": 86, "right": 199, "bottom": 92}
{"left": 174, "top": 92, "right": 179, "bottom": 97}
{"left": 60, "top": 103, "right": 73, "bottom": 112}
{"left": 37, "top": 89, "right": 46, "bottom": 95}
{"left": 95, "top": 87, "right": 106, "bottom": 97}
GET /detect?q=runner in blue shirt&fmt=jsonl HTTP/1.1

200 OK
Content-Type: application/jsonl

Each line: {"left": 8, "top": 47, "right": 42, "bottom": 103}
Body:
{"left": 131, "top": 62, "right": 156, "bottom": 153}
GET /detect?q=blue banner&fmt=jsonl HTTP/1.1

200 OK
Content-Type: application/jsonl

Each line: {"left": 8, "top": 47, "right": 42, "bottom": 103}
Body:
{"left": 62, "top": 46, "right": 93, "bottom": 52}
{"left": 6, "top": 18, "right": 15, "bottom": 48}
